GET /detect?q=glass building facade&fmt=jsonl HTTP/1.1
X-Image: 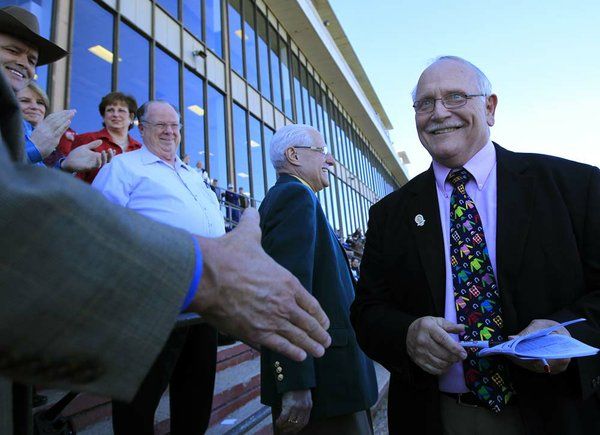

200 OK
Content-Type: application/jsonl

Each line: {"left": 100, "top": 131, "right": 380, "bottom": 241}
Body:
{"left": 28, "top": 0, "right": 403, "bottom": 236}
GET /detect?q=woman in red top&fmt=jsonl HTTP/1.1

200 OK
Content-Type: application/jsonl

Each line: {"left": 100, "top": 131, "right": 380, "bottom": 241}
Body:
{"left": 70, "top": 91, "right": 142, "bottom": 183}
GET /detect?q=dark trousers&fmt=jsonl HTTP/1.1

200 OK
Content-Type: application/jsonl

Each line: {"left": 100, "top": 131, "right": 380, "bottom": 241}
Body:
{"left": 112, "top": 324, "right": 218, "bottom": 435}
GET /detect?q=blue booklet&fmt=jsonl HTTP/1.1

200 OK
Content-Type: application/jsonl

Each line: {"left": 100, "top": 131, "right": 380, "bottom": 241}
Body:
{"left": 477, "top": 318, "right": 599, "bottom": 360}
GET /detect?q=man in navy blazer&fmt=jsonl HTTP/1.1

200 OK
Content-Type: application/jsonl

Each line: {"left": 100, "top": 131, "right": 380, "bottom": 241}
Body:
{"left": 260, "top": 124, "right": 378, "bottom": 434}
{"left": 351, "top": 56, "right": 600, "bottom": 435}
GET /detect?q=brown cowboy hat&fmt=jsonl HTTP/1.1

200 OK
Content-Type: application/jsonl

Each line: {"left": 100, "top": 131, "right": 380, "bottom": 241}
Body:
{"left": 0, "top": 6, "right": 67, "bottom": 65}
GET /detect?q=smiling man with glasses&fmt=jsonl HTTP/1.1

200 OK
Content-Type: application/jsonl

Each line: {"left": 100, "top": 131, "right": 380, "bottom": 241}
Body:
{"left": 352, "top": 55, "right": 600, "bottom": 435}
{"left": 259, "top": 124, "right": 378, "bottom": 434}
{"left": 92, "top": 99, "right": 227, "bottom": 434}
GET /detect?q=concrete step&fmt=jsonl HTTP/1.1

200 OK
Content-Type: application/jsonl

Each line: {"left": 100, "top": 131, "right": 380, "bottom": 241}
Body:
{"left": 35, "top": 349, "right": 389, "bottom": 435}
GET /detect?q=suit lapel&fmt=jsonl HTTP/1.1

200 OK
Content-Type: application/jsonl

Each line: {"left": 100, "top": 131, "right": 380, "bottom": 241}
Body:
{"left": 406, "top": 168, "right": 447, "bottom": 316}
{"left": 495, "top": 144, "right": 536, "bottom": 310}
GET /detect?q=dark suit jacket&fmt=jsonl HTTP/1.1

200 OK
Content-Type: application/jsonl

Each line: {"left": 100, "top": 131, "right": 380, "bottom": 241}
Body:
{"left": 259, "top": 174, "right": 378, "bottom": 419}
{"left": 351, "top": 145, "right": 600, "bottom": 434}
{"left": 0, "top": 71, "right": 193, "bottom": 404}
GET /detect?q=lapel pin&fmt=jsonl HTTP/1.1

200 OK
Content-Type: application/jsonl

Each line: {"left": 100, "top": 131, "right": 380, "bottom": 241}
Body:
{"left": 415, "top": 214, "right": 426, "bottom": 227}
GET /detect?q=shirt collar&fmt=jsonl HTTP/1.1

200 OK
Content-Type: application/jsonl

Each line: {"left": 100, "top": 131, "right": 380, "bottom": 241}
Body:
{"left": 433, "top": 140, "right": 496, "bottom": 194}
{"left": 140, "top": 145, "right": 188, "bottom": 169}
{"left": 288, "top": 174, "right": 315, "bottom": 192}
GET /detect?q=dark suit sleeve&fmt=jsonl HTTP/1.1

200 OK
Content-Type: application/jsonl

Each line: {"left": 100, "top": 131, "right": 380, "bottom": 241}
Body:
{"left": 550, "top": 166, "right": 600, "bottom": 398}
{"left": 350, "top": 201, "right": 419, "bottom": 381}
{"left": 0, "top": 72, "right": 195, "bottom": 401}
{"left": 261, "top": 184, "right": 318, "bottom": 393}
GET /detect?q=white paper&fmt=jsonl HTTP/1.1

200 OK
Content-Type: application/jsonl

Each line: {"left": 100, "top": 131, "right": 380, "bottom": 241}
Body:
{"left": 478, "top": 318, "right": 599, "bottom": 360}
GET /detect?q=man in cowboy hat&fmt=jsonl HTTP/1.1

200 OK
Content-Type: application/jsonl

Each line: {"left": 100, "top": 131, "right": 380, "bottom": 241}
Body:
{"left": 0, "top": 5, "right": 67, "bottom": 92}
{"left": 0, "top": 5, "right": 113, "bottom": 169}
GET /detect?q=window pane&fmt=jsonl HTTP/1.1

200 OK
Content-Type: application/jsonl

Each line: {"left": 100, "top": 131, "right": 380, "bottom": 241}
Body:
{"left": 206, "top": 0, "right": 223, "bottom": 57}
{"left": 227, "top": 0, "right": 243, "bottom": 76}
{"left": 118, "top": 22, "right": 149, "bottom": 107}
{"left": 263, "top": 125, "right": 276, "bottom": 189}
{"left": 157, "top": 0, "right": 178, "bottom": 18}
{"left": 183, "top": 68, "right": 206, "bottom": 169}
{"left": 155, "top": 48, "right": 180, "bottom": 110}
{"left": 233, "top": 104, "right": 249, "bottom": 193}
{"left": 70, "top": 0, "right": 113, "bottom": 133}
{"left": 300, "top": 64, "right": 310, "bottom": 127}
{"left": 243, "top": 0, "right": 258, "bottom": 89}
{"left": 308, "top": 76, "right": 318, "bottom": 128}
{"left": 256, "top": 12, "right": 271, "bottom": 99}
{"left": 279, "top": 37, "right": 293, "bottom": 118}
{"left": 249, "top": 115, "right": 265, "bottom": 202}
{"left": 183, "top": 0, "right": 202, "bottom": 39}
{"left": 329, "top": 173, "right": 339, "bottom": 231}
{"left": 268, "top": 25, "right": 282, "bottom": 109}
{"left": 207, "top": 85, "right": 228, "bottom": 189}
{"left": 291, "top": 54, "right": 303, "bottom": 123}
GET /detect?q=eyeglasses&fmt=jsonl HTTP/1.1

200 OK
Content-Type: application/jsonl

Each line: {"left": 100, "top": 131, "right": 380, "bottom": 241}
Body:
{"left": 141, "top": 121, "right": 182, "bottom": 131}
{"left": 412, "top": 93, "right": 486, "bottom": 114}
{"left": 293, "top": 145, "right": 329, "bottom": 155}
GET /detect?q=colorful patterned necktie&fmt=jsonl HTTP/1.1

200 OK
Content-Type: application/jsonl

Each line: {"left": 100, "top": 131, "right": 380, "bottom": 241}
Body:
{"left": 448, "top": 168, "right": 514, "bottom": 413}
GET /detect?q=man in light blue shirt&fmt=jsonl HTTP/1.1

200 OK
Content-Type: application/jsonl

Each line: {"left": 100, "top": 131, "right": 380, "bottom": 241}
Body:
{"left": 93, "top": 100, "right": 226, "bottom": 434}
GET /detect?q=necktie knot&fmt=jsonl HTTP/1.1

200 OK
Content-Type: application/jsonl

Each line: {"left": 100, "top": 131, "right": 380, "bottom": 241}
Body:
{"left": 447, "top": 168, "right": 471, "bottom": 189}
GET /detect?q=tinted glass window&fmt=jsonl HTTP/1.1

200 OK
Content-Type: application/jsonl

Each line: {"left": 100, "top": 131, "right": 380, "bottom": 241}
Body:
{"left": 263, "top": 126, "right": 276, "bottom": 189}
{"left": 233, "top": 104, "right": 250, "bottom": 193}
{"left": 205, "top": 0, "right": 223, "bottom": 57}
{"left": 291, "top": 54, "right": 303, "bottom": 123}
{"left": 228, "top": 0, "right": 244, "bottom": 76}
{"left": 155, "top": 48, "right": 180, "bottom": 109}
{"left": 249, "top": 115, "right": 265, "bottom": 202}
{"left": 256, "top": 12, "right": 271, "bottom": 99}
{"left": 207, "top": 85, "right": 228, "bottom": 189}
{"left": 183, "top": 0, "right": 202, "bottom": 39}
{"left": 300, "top": 64, "right": 310, "bottom": 126}
{"left": 70, "top": 0, "right": 113, "bottom": 133}
{"left": 329, "top": 173, "right": 339, "bottom": 231}
{"left": 118, "top": 22, "right": 149, "bottom": 108}
{"left": 279, "top": 37, "right": 292, "bottom": 118}
{"left": 308, "top": 76, "right": 318, "bottom": 128}
{"left": 183, "top": 68, "right": 206, "bottom": 169}
{"left": 243, "top": 0, "right": 258, "bottom": 89}
{"left": 268, "top": 25, "right": 282, "bottom": 109}
{"left": 157, "top": 0, "right": 178, "bottom": 18}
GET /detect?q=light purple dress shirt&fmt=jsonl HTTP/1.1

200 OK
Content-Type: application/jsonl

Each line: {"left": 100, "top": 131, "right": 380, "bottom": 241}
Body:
{"left": 433, "top": 141, "right": 498, "bottom": 393}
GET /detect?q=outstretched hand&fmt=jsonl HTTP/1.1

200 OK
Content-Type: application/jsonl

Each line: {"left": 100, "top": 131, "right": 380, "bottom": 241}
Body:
{"left": 189, "top": 208, "right": 331, "bottom": 361}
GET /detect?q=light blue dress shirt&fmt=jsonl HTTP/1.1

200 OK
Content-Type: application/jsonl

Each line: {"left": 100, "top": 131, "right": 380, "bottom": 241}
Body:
{"left": 92, "top": 146, "right": 226, "bottom": 309}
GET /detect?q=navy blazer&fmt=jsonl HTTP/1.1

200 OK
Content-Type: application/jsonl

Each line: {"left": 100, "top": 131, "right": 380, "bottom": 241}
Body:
{"left": 259, "top": 174, "right": 378, "bottom": 419}
{"left": 352, "top": 144, "right": 600, "bottom": 434}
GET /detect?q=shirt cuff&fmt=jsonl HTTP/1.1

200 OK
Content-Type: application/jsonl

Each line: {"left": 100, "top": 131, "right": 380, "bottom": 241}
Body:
{"left": 181, "top": 237, "right": 203, "bottom": 311}
{"left": 25, "top": 138, "right": 43, "bottom": 163}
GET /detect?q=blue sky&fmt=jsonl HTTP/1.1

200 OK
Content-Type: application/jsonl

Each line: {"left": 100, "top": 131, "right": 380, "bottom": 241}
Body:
{"left": 329, "top": 0, "right": 600, "bottom": 178}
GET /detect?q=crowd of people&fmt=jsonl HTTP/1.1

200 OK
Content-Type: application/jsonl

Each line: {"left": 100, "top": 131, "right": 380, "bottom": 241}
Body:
{"left": 3, "top": 5, "right": 600, "bottom": 435}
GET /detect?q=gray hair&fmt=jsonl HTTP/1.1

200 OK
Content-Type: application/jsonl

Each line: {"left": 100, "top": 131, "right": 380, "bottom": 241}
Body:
{"left": 136, "top": 100, "right": 180, "bottom": 122}
{"left": 269, "top": 124, "right": 319, "bottom": 170}
{"left": 411, "top": 55, "right": 492, "bottom": 101}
